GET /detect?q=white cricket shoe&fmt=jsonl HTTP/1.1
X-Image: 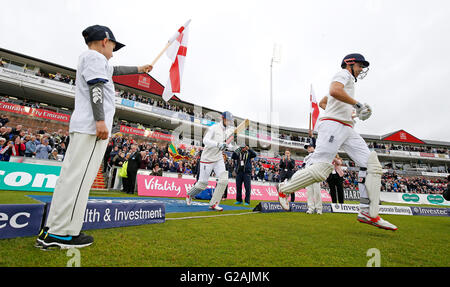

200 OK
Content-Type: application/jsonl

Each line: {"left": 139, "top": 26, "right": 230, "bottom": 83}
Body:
{"left": 186, "top": 194, "right": 192, "bottom": 206}
{"left": 357, "top": 210, "right": 398, "bottom": 231}
{"left": 306, "top": 209, "right": 314, "bottom": 214}
{"left": 316, "top": 209, "right": 322, "bottom": 215}
{"left": 276, "top": 182, "right": 290, "bottom": 211}
{"left": 209, "top": 203, "right": 223, "bottom": 211}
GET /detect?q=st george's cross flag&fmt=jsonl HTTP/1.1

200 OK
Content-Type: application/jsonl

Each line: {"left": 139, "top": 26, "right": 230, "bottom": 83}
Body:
{"left": 162, "top": 20, "right": 191, "bottom": 101}
{"left": 310, "top": 84, "right": 320, "bottom": 131}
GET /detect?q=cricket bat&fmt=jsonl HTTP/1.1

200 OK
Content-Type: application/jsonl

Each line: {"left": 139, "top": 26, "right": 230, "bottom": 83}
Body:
{"left": 225, "top": 119, "right": 249, "bottom": 145}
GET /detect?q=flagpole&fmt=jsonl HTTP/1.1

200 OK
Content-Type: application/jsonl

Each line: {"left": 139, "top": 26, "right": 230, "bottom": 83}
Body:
{"left": 309, "top": 84, "right": 312, "bottom": 137}
{"left": 309, "top": 111, "right": 312, "bottom": 137}
{"left": 150, "top": 41, "right": 173, "bottom": 67}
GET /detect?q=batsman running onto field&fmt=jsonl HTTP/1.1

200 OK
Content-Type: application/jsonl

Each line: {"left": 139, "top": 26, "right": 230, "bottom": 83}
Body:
{"left": 277, "top": 53, "right": 397, "bottom": 231}
{"left": 186, "top": 111, "right": 235, "bottom": 211}
{"left": 35, "top": 25, "right": 153, "bottom": 250}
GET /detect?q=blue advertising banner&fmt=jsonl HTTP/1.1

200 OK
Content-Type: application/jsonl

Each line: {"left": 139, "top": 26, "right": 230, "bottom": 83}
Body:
{"left": 44, "top": 201, "right": 165, "bottom": 231}
{"left": 0, "top": 204, "right": 45, "bottom": 239}
{"left": 121, "top": 98, "right": 135, "bottom": 108}
{"left": 253, "top": 202, "right": 289, "bottom": 213}
{"left": 289, "top": 202, "right": 333, "bottom": 213}
{"left": 410, "top": 206, "right": 450, "bottom": 217}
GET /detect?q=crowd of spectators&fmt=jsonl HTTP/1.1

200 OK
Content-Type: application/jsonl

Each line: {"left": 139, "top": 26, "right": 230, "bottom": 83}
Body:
{"left": 368, "top": 142, "right": 449, "bottom": 155}
{"left": 0, "top": 114, "right": 69, "bottom": 162}
{"left": 329, "top": 169, "right": 447, "bottom": 194}
{"left": 0, "top": 114, "right": 447, "bottom": 195}
{"left": 104, "top": 134, "right": 199, "bottom": 177}
{"left": 1, "top": 57, "right": 75, "bottom": 85}
{"left": 116, "top": 89, "right": 212, "bottom": 120}
{"left": 36, "top": 71, "right": 74, "bottom": 85}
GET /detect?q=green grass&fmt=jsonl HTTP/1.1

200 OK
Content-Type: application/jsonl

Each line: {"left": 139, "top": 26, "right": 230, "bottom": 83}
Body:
{"left": 0, "top": 190, "right": 449, "bottom": 267}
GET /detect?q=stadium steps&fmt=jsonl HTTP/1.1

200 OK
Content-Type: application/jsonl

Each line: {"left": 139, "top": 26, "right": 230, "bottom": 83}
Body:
{"left": 91, "top": 165, "right": 106, "bottom": 190}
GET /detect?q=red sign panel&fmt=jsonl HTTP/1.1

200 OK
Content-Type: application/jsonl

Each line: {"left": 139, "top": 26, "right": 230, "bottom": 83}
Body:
{"left": 0, "top": 101, "right": 70, "bottom": 123}
{"left": 382, "top": 130, "right": 424, "bottom": 144}
{"left": 112, "top": 73, "right": 164, "bottom": 96}
{"left": 119, "top": 125, "right": 173, "bottom": 142}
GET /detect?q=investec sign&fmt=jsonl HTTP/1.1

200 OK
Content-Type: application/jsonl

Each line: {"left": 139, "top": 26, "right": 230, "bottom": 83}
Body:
{"left": 0, "top": 162, "right": 60, "bottom": 192}
{"left": 0, "top": 204, "right": 45, "bottom": 239}
{"left": 331, "top": 204, "right": 413, "bottom": 216}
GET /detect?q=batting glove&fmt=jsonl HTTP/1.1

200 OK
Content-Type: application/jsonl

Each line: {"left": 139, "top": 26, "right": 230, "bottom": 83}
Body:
{"left": 358, "top": 103, "right": 372, "bottom": 121}
{"left": 217, "top": 143, "right": 227, "bottom": 151}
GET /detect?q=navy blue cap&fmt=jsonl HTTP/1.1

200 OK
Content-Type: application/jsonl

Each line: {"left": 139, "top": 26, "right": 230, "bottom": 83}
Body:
{"left": 341, "top": 53, "right": 369, "bottom": 68}
{"left": 222, "top": 111, "right": 234, "bottom": 122}
{"left": 82, "top": 25, "right": 125, "bottom": 52}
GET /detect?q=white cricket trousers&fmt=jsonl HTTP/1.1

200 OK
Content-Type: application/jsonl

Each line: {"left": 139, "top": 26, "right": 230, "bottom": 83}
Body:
{"left": 46, "top": 133, "right": 109, "bottom": 236}
{"left": 306, "top": 182, "right": 322, "bottom": 212}
{"left": 198, "top": 160, "right": 226, "bottom": 183}
{"left": 310, "top": 120, "right": 371, "bottom": 199}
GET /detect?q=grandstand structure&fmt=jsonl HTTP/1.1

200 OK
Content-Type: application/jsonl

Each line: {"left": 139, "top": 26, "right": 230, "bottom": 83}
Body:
{"left": 1, "top": 47, "right": 449, "bottom": 181}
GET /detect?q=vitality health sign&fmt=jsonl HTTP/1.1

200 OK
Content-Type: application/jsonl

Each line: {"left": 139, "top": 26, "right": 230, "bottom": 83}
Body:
{"left": 137, "top": 175, "right": 332, "bottom": 202}
{"left": 0, "top": 162, "right": 60, "bottom": 192}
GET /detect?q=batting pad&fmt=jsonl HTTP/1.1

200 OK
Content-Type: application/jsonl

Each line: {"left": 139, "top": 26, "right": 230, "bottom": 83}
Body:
{"left": 365, "top": 151, "right": 383, "bottom": 217}
{"left": 280, "top": 162, "right": 333, "bottom": 194}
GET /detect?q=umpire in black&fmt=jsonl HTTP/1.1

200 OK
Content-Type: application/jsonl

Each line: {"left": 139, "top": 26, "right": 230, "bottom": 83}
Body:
{"left": 126, "top": 144, "right": 142, "bottom": 194}
{"left": 232, "top": 145, "right": 256, "bottom": 205}
{"left": 279, "top": 150, "right": 296, "bottom": 202}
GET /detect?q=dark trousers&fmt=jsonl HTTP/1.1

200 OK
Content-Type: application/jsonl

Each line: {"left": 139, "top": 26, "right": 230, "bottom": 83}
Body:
{"left": 126, "top": 171, "right": 137, "bottom": 194}
{"left": 281, "top": 173, "right": 295, "bottom": 202}
{"left": 327, "top": 173, "right": 344, "bottom": 203}
{"left": 222, "top": 185, "right": 228, "bottom": 199}
{"left": 236, "top": 172, "right": 251, "bottom": 203}
{"left": 122, "top": 177, "right": 129, "bottom": 192}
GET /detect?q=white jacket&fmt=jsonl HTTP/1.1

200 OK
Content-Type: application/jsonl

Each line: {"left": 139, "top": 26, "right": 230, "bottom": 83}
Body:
{"left": 200, "top": 122, "right": 233, "bottom": 163}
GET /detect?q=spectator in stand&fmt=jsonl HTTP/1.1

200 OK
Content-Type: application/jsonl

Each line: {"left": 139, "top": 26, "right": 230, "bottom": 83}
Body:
{"left": 25, "top": 135, "right": 37, "bottom": 157}
{"left": 57, "top": 142, "right": 67, "bottom": 157}
{"left": 38, "top": 127, "right": 48, "bottom": 135}
{"left": 103, "top": 140, "right": 114, "bottom": 173}
{"left": 0, "top": 127, "right": 7, "bottom": 138}
{"left": 0, "top": 139, "right": 13, "bottom": 161}
{"left": 160, "top": 157, "right": 170, "bottom": 171}
{"left": 151, "top": 163, "right": 163, "bottom": 176}
{"left": 35, "top": 139, "right": 52, "bottom": 159}
{"left": 0, "top": 114, "right": 9, "bottom": 127}
{"left": 48, "top": 148, "right": 60, "bottom": 161}
{"left": 13, "top": 135, "right": 26, "bottom": 157}
{"left": 12, "top": 124, "right": 23, "bottom": 137}
{"left": 3, "top": 127, "right": 13, "bottom": 140}
{"left": 140, "top": 150, "right": 149, "bottom": 169}
{"left": 169, "top": 160, "right": 177, "bottom": 173}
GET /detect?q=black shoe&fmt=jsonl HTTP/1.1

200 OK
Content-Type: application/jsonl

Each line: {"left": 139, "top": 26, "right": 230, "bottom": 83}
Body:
{"left": 37, "top": 232, "right": 94, "bottom": 250}
{"left": 34, "top": 226, "right": 49, "bottom": 248}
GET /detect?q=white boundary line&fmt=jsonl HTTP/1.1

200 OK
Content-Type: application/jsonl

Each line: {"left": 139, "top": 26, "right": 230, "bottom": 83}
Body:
{"left": 166, "top": 211, "right": 260, "bottom": 221}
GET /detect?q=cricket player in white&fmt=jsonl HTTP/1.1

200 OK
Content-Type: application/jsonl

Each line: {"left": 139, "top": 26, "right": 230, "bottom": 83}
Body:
{"left": 303, "top": 144, "right": 322, "bottom": 214}
{"left": 278, "top": 53, "right": 397, "bottom": 231}
{"left": 186, "top": 111, "right": 235, "bottom": 211}
{"left": 36, "top": 25, "right": 153, "bottom": 249}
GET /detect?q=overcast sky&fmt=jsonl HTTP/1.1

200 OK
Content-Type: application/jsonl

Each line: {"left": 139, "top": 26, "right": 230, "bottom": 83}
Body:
{"left": 1, "top": 0, "right": 449, "bottom": 142}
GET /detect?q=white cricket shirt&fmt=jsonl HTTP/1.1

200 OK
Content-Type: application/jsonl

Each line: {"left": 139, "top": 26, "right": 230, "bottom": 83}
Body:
{"left": 70, "top": 50, "right": 115, "bottom": 136}
{"left": 320, "top": 69, "right": 355, "bottom": 125}
{"left": 201, "top": 122, "right": 231, "bottom": 163}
